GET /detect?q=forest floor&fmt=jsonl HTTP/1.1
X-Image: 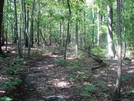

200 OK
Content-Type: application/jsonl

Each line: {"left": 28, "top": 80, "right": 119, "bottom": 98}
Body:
{"left": 0, "top": 46, "right": 134, "bottom": 101}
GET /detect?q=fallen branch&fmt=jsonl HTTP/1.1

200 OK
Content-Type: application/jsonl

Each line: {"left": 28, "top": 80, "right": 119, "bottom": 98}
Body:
{"left": 78, "top": 47, "right": 103, "bottom": 64}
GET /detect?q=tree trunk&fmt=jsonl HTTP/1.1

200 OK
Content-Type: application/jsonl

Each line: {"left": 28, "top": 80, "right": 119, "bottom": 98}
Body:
{"left": 97, "top": 7, "right": 100, "bottom": 46}
{"left": 37, "top": 2, "right": 40, "bottom": 45}
{"left": 0, "top": 0, "right": 5, "bottom": 56}
{"left": 30, "top": 0, "right": 36, "bottom": 47}
{"left": 107, "top": 2, "right": 116, "bottom": 59}
{"left": 64, "top": 0, "right": 71, "bottom": 60}
{"left": 113, "top": 0, "right": 122, "bottom": 100}
{"left": 14, "top": 0, "right": 22, "bottom": 58}
{"left": 24, "top": 0, "right": 29, "bottom": 47}
{"left": 83, "top": 11, "right": 86, "bottom": 45}
{"left": 75, "top": 12, "right": 78, "bottom": 58}
{"left": 91, "top": 7, "right": 95, "bottom": 47}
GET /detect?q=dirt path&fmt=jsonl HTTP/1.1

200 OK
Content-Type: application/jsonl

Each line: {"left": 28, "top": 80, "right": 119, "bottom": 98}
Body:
{"left": 14, "top": 53, "right": 134, "bottom": 101}
{"left": 17, "top": 54, "right": 84, "bottom": 101}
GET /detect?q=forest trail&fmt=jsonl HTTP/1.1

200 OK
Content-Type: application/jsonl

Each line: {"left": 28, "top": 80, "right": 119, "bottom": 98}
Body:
{"left": 14, "top": 52, "right": 134, "bottom": 101}
{"left": 18, "top": 53, "right": 71, "bottom": 101}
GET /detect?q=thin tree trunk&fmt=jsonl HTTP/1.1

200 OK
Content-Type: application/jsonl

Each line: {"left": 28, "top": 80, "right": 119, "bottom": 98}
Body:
{"left": 37, "top": 2, "right": 40, "bottom": 45}
{"left": 107, "top": 2, "right": 116, "bottom": 59}
{"left": 83, "top": 11, "right": 86, "bottom": 45}
{"left": 5, "top": 23, "right": 8, "bottom": 51}
{"left": 64, "top": 0, "right": 71, "bottom": 60}
{"left": 97, "top": 8, "right": 100, "bottom": 46}
{"left": 28, "top": 0, "right": 36, "bottom": 57}
{"left": 0, "top": 0, "right": 5, "bottom": 56}
{"left": 59, "top": 21, "right": 62, "bottom": 47}
{"left": 30, "top": 0, "right": 36, "bottom": 47}
{"left": 75, "top": 12, "right": 78, "bottom": 58}
{"left": 91, "top": 7, "right": 95, "bottom": 47}
{"left": 24, "top": 0, "right": 29, "bottom": 47}
{"left": 113, "top": 0, "right": 122, "bottom": 100}
{"left": 14, "top": 0, "right": 22, "bottom": 58}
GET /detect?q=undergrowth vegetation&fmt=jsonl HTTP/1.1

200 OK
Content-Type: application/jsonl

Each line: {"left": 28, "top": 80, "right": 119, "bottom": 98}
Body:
{"left": 0, "top": 56, "right": 24, "bottom": 101}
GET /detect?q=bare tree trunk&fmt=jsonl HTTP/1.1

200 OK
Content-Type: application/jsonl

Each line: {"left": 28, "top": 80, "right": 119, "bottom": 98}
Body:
{"left": 37, "top": 1, "right": 40, "bottom": 45}
{"left": 113, "top": 0, "right": 122, "bottom": 100}
{"left": 107, "top": 1, "right": 116, "bottom": 59}
{"left": 14, "top": 0, "right": 22, "bottom": 58}
{"left": 75, "top": 11, "right": 78, "bottom": 58}
{"left": 97, "top": 7, "right": 100, "bottom": 46}
{"left": 0, "top": 0, "right": 5, "bottom": 56}
{"left": 91, "top": 7, "right": 95, "bottom": 47}
{"left": 24, "top": 1, "right": 29, "bottom": 47}
{"left": 64, "top": 0, "right": 71, "bottom": 60}
{"left": 30, "top": 0, "right": 36, "bottom": 47}
{"left": 28, "top": 0, "right": 36, "bottom": 58}
{"left": 83, "top": 11, "right": 86, "bottom": 45}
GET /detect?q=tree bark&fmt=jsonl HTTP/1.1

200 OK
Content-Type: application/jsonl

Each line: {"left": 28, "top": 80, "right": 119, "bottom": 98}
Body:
{"left": 91, "top": 6, "right": 95, "bottom": 47}
{"left": 75, "top": 11, "right": 78, "bottom": 58}
{"left": 0, "top": 0, "right": 5, "bottom": 56}
{"left": 14, "top": 0, "right": 22, "bottom": 58}
{"left": 37, "top": 2, "right": 40, "bottom": 45}
{"left": 113, "top": 0, "right": 122, "bottom": 100}
{"left": 64, "top": 0, "right": 71, "bottom": 60}
{"left": 107, "top": 2, "right": 116, "bottom": 59}
{"left": 30, "top": 0, "right": 36, "bottom": 47}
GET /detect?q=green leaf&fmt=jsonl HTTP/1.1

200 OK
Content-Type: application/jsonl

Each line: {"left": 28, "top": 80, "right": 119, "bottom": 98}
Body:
{"left": 0, "top": 96, "right": 13, "bottom": 101}
{"left": 81, "top": 92, "right": 89, "bottom": 97}
{"left": 84, "top": 85, "right": 97, "bottom": 91}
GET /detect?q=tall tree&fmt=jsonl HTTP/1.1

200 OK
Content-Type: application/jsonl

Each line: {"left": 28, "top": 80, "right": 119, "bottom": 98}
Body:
{"left": 14, "top": 0, "right": 22, "bottom": 57}
{"left": 37, "top": 1, "right": 41, "bottom": 45}
{"left": 0, "top": 0, "right": 5, "bottom": 56}
{"left": 75, "top": 1, "right": 78, "bottom": 58}
{"left": 30, "top": 0, "right": 36, "bottom": 47}
{"left": 91, "top": 2, "right": 95, "bottom": 47}
{"left": 28, "top": 0, "right": 36, "bottom": 58}
{"left": 64, "top": 0, "right": 71, "bottom": 60}
{"left": 107, "top": 1, "right": 116, "bottom": 59}
{"left": 113, "top": 0, "right": 122, "bottom": 100}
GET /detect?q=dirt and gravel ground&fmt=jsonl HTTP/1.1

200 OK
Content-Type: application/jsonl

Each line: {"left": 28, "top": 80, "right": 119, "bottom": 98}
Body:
{"left": 0, "top": 49, "right": 134, "bottom": 101}
{"left": 14, "top": 53, "right": 134, "bottom": 101}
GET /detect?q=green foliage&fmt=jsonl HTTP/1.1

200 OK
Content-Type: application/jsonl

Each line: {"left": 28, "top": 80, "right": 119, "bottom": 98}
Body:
{"left": 81, "top": 85, "right": 97, "bottom": 98}
{"left": 84, "top": 85, "right": 97, "bottom": 92}
{"left": 125, "top": 88, "right": 134, "bottom": 95}
{"left": 91, "top": 47, "right": 106, "bottom": 57}
{"left": 100, "top": 25, "right": 107, "bottom": 35}
{"left": 1, "top": 76, "right": 22, "bottom": 90}
{"left": 31, "top": 51, "right": 43, "bottom": 57}
{"left": 0, "top": 96, "right": 13, "bottom": 101}
{"left": 66, "top": 65, "right": 79, "bottom": 69}
{"left": 129, "top": 50, "right": 134, "bottom": 56}
{"left": 5, "top": 66, "right": 23, "bottom": 75}
{"left": 76, "top": 85, "right": 82, "bottom": 89}
{"left": 5, "top": 78, "right": 22, "bottom": 88}
{"left": 96, "top": 81, "right": 104, "bottom": 86}
{"left": 121, "top": 74, "right": 131, "bottom": 81}
{"left": 56, "top": 59, "right": 67, "bottom": 67}
{"left": 69, "top": 75, "right": 77, "bottom": 82}
{"left": 102, "top": 87, "right": 110, "bottom": 92}
{"left": 81, "top": 91, "right": 89, "bottom": 97}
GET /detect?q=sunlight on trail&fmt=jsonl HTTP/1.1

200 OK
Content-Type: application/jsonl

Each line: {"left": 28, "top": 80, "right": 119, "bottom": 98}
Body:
{"left": 127, "top": 67, "right": 134, "bottom": 73}
{"left": 100, "top": 70, "right": 108, "bottom": 76}
{"left": 0, "top": 90, "right": 6, "bottom": 94}
{"left": 48, "top": 78, "right": 70, "bottom": 88}
{"left": 0, "top": 76, "right": 8, "bottom": 80}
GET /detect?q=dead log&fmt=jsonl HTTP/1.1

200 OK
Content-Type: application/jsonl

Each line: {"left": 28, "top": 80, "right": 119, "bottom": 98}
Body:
{"left": 78, "top": 48, "right": 103, "bottom": 64}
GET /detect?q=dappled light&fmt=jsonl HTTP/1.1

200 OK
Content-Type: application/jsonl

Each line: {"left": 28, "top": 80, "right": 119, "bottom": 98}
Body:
{"left": 0, "top": 90, "right": 6, "bottom": 94}
{"left": 0, "top": 76, "right": 8, "bottom": 81}
{"left": 48, "top": 78, "right": 70, "bottom": 88}
{"left": 0, "top": 0, "right": 134, "bottom": 100}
